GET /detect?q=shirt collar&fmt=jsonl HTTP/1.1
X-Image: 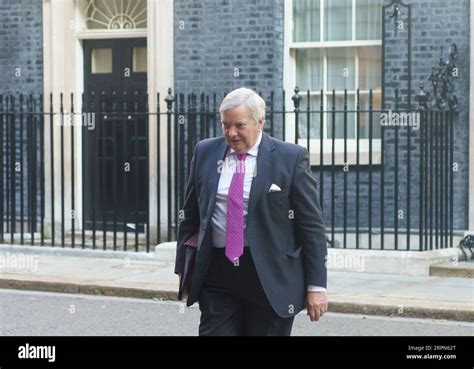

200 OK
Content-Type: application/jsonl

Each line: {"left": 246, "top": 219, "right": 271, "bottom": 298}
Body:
{"left": 229, "top": 130, "right": 263, "bottom": 157}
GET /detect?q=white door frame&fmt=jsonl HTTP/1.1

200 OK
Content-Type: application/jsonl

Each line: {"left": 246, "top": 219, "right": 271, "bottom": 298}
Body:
{"left": 42, "top": 0, "right": 174, "bottom": 244}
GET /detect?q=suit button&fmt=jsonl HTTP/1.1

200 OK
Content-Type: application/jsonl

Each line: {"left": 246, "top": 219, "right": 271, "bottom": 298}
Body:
{"left": 202, "top": 225, "right": 207, "bottom": 230}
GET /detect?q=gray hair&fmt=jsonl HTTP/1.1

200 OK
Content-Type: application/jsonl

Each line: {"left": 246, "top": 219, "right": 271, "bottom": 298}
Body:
{"left": 219, "top": 87, "right": 266, "bottom": 124}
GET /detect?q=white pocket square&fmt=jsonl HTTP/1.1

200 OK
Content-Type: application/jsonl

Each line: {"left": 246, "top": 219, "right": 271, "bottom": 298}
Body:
{"left": 268, "top": 183, "right": 282, "bottom": 192}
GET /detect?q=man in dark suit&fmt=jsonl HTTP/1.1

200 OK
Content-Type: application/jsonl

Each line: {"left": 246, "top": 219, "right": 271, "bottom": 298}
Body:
{"left": 174, "top": 87, "right": 328, "bottom": 336}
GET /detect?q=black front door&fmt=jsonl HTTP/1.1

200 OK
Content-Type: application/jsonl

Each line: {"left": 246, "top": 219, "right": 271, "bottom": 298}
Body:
{"left": 83, "top": 38, "right": 148, "bottom": 232}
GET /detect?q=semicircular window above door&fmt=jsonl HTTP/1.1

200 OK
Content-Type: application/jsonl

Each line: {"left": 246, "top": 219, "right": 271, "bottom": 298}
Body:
{"left": 83, "top": 0, "right": 147, "bottom": 30}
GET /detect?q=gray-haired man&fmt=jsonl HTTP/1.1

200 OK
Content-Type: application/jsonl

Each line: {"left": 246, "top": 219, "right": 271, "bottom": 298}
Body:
{"left": 175, "top": 87, "right": 328, "bottom": 336}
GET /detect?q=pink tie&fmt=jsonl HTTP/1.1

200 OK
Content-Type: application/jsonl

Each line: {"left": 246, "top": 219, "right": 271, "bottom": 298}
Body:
{"left": 225, "top": 153, "right": 248, "bottom": 263}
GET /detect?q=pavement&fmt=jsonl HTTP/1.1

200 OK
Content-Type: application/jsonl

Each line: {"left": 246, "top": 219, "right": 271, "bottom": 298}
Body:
{"left": 0, "top": 244, "right": 473, "bottom": 322}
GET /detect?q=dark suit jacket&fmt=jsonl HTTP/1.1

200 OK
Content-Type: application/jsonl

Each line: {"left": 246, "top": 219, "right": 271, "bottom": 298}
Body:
{"left": 174, "top": 133, "right": 327, "bottom": 318}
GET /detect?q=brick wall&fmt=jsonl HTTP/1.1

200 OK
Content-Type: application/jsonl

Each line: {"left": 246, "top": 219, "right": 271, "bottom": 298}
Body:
{"left": 174, "top": 0, "right": 283, "bottom": 92}
{"left": 0, "top": 0, "right": 43, "bottom": 228}
{"left": 311, "top": 0, "right": 470, "bottom": 236}
{"left": 0, "top": 0, "right": 43, "bottom": 95}
{"left": 173, "top": 0, "right": 285, "bottom": 137}
{"left": 378, "top": 0, "right": 470, "bottom": 231}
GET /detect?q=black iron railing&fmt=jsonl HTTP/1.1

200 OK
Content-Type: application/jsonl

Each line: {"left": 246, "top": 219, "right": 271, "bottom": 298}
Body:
{"left": 0, "top": 88, "right": 456, "bottom": 252}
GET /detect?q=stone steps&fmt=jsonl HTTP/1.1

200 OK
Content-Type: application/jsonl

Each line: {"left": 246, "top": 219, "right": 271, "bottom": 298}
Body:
{"left": 429, "top": 261, "right": 474, "bottom": 278}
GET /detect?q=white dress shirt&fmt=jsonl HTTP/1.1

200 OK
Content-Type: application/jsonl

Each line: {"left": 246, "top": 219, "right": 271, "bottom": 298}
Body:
{"left": 209, "top": 131, "right": 326, "bottom": 293}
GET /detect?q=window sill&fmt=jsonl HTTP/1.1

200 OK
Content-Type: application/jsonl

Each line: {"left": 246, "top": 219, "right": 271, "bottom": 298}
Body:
{"left": 297, "top": 138, "right": 382, "bottom": 166}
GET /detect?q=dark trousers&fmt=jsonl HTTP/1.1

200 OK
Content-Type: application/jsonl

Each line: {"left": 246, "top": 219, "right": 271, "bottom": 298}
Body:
{"left": 198, "top": 246, "right": 294, "bottom": 336}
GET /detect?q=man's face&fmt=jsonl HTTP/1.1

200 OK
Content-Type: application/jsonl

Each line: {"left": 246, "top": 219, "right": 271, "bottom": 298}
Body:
{"left": 221, "top": 105, "right": 264, "bottom": 154}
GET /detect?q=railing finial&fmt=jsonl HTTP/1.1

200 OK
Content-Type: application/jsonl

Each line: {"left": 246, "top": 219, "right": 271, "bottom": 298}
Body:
{"left": 292, "top": 86, "right": 302, "bottom": 112}
{"left": 165, "top": 87, "right": 175, "bottom": 112}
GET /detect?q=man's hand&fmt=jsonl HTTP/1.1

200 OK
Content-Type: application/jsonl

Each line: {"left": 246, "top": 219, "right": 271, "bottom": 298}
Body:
{"left": 306, "top": 291, "right": 328, "bottom": 322}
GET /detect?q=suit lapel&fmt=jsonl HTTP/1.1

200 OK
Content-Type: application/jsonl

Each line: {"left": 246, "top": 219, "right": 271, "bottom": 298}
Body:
{"left": 205, "top": 138, "right": 228, "bottom": 218}
{"left": 247, "top": 133, "right": 274, "bottom": 215}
